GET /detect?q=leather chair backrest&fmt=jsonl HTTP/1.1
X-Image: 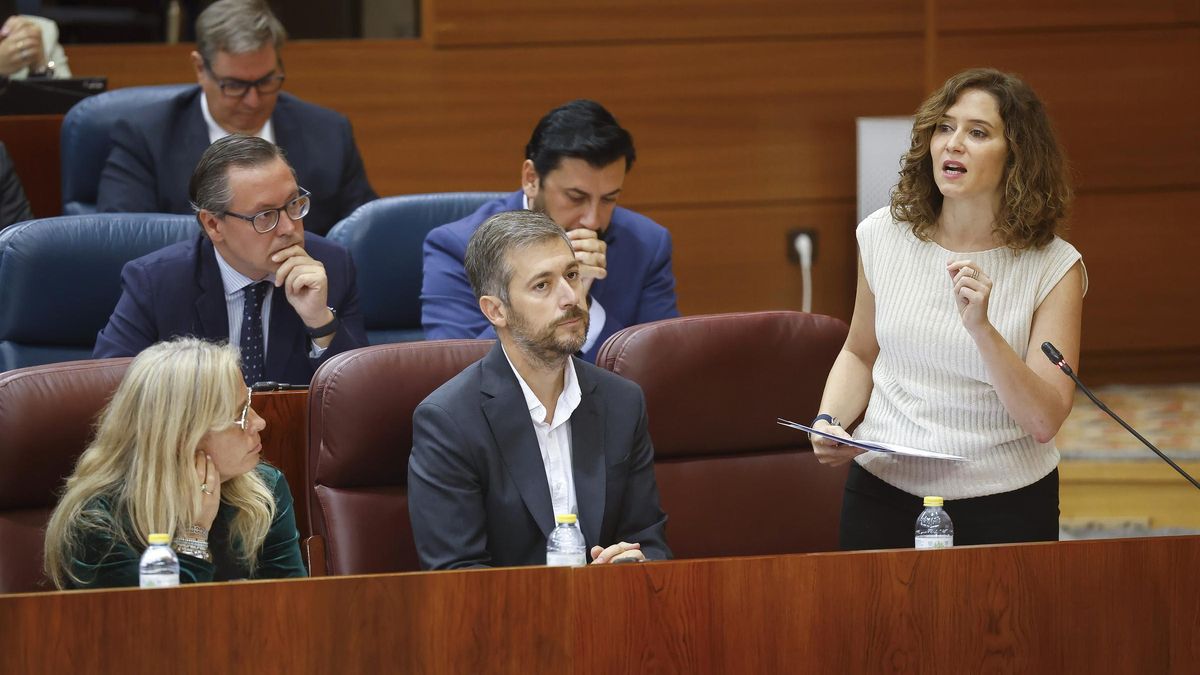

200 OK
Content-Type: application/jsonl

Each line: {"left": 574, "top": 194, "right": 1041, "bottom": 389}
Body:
{"left": 326, "top": 193, "right": 506, "bottom": 345}
{"left": 59, "top": 84, "right": 193, "bottom": 215}
{"left": 596, "top": 311, "right": 850, "bottom": 558}
{"left": 307, "top": 339, "right": 493, "bottom": 575}
{"left": 0, "top": 214, "right": 196, "bottom": 371}
{"left": 0, "top": 358, "right": 132, "bottom": 593}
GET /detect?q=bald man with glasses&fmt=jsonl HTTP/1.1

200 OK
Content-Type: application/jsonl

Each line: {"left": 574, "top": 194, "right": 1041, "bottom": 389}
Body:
{"left": 96, "top": 0, "right": 376, "bottom": 236}
{"left": 94, "top": 135, "right": 367, "bottom": 386}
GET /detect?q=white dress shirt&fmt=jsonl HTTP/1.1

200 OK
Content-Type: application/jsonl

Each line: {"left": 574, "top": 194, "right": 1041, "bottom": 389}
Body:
{"left": 214, "top": 247, "right": 274, "bottom": 354}
{"left": 213, "top": 248, "right": 327, "bottom": 360}
{"left": 522, "top": 193, "right": 606, "bottom": 353}
{"left": 502, "top": 345, "right": 583, "bottom": 522}
{"left": 200, "top": 93, "right": 276, "bottom": 145}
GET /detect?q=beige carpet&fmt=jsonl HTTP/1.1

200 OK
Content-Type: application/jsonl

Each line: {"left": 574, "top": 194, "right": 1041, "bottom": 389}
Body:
{"left": 1057, "top": 384, "right": 1200, "bottom": 461}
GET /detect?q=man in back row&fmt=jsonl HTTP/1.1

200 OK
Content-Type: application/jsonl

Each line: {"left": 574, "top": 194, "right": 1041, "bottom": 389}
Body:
{"left": 421, "top": 99, "right": 680, "bottom": 362}
{"left": 97, "top": 0, "right": 375, "bottom": 236}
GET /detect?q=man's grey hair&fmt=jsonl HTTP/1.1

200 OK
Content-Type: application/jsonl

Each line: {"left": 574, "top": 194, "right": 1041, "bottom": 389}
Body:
{"left": 188, "top": 134, "right": 295, "bottom": 233}
{"left": 465, "top": 210, "right": 571, "bottom": 304}
{"left": 195, "top": 0, "right": 287, "bottom": 64}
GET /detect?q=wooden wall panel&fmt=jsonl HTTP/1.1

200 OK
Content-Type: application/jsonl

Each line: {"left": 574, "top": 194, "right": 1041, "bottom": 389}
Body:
{"left": 71, "top": 37, "right": 925, "bottom": 208}
{"left": 936, "top": 0, "right": 1200, "bottom": 33}
{"left": 429, "top": 0, "right": 923, "bottom": 47}
{"left": 1069, "top": 190, "right": 1200, "bottom": 383}
{"left": 1070, "top": 190, "right": 1199, "bottom": 354}
{"left": 933, "top": 28, "right": 1200, "bottom": 193}
{"left": 638, "top": 201, "right": 858, "bottom": 319}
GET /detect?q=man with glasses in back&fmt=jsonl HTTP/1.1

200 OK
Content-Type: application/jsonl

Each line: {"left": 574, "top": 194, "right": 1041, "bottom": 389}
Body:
{"left": 96, "top": 0, "right": 376, "bottom": 235}
{"left": 94, "top": 134, "right": 367, "bottom": 386}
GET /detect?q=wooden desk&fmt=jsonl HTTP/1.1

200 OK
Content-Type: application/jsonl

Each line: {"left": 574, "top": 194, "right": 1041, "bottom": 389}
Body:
{"left": 1, "top": 536, "right": 1196, "bottom": 673}
{"left": 253, "top": 389, "right": 309, "bottom": 541}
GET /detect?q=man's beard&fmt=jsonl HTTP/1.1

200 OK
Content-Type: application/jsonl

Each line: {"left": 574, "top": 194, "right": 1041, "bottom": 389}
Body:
{"left": 508, "top": 302, "right": 589, "bottom": 369}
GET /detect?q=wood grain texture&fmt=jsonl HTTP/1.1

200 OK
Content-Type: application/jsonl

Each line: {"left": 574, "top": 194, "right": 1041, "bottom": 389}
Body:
{"left": 429, "top": 0, "right": 924, "bottom": 47}
{"left": 254, "top": 390, "right": 309, "bottom": 541}
{"left": 936, "top": 0, "right": 1200, "bottom": 33}
{"left": 638, "top": 200, "right": 859, "bottom": 320}
{"left": 1069, "top": 190, "right": 1200, "bottom": 356}
{"left": 0, "top": 565, "right": 569, "bottom": 674}
{"left": 0, "top": 115, "right": 62, "bottom": 219}
{"left": 2, "top": 537, "right": 1196, "bottom": 674}
{"left": 932, "top": 28, "right": 1200, "bottom": 193}
{"left": 571, "top": 537, "right": 1200, "bottom": 674}
{"left": 1060, "top": 461, "right": 1200, "bottom": 530}
{"left": 65, "top": 37, "right": 925, "bottom": 208}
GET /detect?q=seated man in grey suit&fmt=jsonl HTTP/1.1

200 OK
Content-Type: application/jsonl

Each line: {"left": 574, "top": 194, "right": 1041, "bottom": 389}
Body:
{"left": 409, "top": 209, "right": 671, "bottom": 570}
{"left": 96, "top": 0, "right": 375, "bottom": 235}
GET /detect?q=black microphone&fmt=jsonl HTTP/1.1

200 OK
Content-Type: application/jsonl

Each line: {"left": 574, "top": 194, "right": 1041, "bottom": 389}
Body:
{"left": 1042, "top": 341, "right": 1199, "bottom": 491}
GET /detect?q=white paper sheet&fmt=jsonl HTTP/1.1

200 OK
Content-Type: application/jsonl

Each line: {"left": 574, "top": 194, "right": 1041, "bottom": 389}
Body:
{"left": 777, "top": 418, "right": 970, "bottom": 462}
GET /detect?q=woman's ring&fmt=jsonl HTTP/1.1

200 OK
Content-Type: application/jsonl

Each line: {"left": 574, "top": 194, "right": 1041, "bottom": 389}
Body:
{"left": 970, "top": 268, "right": 979, "bottom": 280}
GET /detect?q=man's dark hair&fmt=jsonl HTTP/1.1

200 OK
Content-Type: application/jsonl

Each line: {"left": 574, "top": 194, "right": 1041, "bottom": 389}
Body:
{"left": 188, "top": 134, "right": 294, "bottom": 229}
{"left": 465, "top": 210, "right": 571, "bottom": 304}
{"left": 524, "top": 99, "right": 636, "bottom": 178}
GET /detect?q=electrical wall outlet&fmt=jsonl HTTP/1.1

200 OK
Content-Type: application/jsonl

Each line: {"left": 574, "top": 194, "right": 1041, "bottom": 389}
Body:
{"left": 786, "top": 228, "right": 818, "bottom": 265}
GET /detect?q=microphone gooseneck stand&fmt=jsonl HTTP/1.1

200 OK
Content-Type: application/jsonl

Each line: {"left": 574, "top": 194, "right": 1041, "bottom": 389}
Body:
{"left": 1041, "top": 341, "right": 1200, "bottom": 492}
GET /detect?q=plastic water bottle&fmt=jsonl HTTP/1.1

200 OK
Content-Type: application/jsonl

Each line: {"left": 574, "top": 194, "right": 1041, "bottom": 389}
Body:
{"left": 546, "top": 513, "right": 586, "bottom": 567}
{"left": 915, "top": 496, "right": 954, "bottom": 549}
{"left": 139, "top": 533, "right": 180, "bottom": 588}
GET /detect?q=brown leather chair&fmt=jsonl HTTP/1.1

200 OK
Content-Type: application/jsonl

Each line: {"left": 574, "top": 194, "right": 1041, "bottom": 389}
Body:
{"left": 597, "top": 311, "right": 850, "bottom": 559}
{"left": 0, "top": 358, "right": 131, "bottom": 593}
{"left": 305, "top": 340, "right": 493, "bottom": 576}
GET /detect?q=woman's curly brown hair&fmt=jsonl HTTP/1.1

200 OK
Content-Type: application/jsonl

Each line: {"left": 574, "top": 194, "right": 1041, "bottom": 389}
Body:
{"left": 890, "top": 68, "right": 1072, "bottom": 250}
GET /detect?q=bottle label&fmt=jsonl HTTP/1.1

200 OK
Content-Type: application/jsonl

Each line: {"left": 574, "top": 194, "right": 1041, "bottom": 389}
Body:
{"left": 914, "top": 535, "right": 954, "bottom": 549}
{"left": 546, "top": 552, "right": 586, "bottom": 567}
{"left": 139, "top": 574, "right": 180, "bottom": 588}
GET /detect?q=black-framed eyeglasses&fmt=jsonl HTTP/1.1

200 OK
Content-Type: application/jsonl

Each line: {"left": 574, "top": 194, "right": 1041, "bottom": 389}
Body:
{"left": 234, "top": 386, "right": 253, "bottom": 431}
{"left": 221, "top": 188, "right": 311, "bottom": 233}
{"left": 203, "top": 56, "right": 286, "bottom": 98}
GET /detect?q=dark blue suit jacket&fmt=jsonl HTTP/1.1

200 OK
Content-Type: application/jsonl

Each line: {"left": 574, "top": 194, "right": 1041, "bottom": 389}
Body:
{"left": 408, "top": 341, "right": 671, "bottom": 570}
{"left": 95, "top": 86, "right": 377, "bottom": 236}
{"left": 93, "top": 233, "right": 367, "bottom": 386}
{"left": 420, "top": 191, "right": 680, "bottom": 362}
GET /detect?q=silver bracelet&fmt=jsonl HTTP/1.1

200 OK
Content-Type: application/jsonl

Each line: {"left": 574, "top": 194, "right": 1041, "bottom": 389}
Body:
{"left": 173, "top": 537, "right": 212, "bottom": 563}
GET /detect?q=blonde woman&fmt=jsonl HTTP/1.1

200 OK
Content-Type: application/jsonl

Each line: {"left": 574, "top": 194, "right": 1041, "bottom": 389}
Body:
{"left": 45, "top": 338, "right": 306, "bottom": 588}
{"left": 812, "top": 68, "right": 1086, "bottom": 549}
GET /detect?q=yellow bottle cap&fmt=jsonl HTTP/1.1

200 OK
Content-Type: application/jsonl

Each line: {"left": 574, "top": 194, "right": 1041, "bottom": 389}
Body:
{"left": 148, "top": 533, "right": 171, "bottom": 545}
{"left": 555, "top": 513, "right": 577, "bottom": 524}
{"left": 923, "top": 496, "right": 944, "bottom": 507}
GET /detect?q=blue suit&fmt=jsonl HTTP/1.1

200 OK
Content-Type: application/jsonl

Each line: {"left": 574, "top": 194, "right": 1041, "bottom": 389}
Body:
{"left": 421, "top": 191, "right": 680, "bottom": 362}
{"left": 93, "top": 233, "right": 367, "bottom": 386}
{"left": 96, "top": 86, "right": 376, "bottom": 236}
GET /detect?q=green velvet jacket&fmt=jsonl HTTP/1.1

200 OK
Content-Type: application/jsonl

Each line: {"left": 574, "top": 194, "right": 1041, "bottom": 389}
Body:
{"left": 68, "top": 464, "right": 307, "bottom": 588}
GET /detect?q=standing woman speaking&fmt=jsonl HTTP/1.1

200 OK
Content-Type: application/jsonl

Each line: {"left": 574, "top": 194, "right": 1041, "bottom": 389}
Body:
{"left": 812, "top": 68, "right": 1087, "bottom": 549}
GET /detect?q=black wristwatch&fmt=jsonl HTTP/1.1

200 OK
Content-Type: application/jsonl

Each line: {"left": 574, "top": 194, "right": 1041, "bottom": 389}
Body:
{"left": 306, "top": 307, "right": 340, "bottom": 338}
{"left": 813, "top": 413, "right": 841, "bottom": 428}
